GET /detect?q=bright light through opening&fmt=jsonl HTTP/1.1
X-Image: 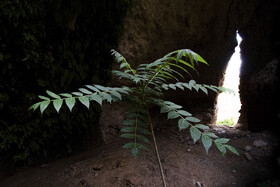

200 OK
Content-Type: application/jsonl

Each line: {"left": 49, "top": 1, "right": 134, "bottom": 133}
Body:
{"left": 216, "top": 32, "right": 242, "bottom": 126}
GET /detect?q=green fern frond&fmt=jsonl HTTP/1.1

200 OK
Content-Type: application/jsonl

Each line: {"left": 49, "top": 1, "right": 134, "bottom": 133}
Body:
{"left": 154, "top": 99, "right": 238, "bottom": 156}
{"left": 30, "top": 85, "right": 132, "bottom": 114}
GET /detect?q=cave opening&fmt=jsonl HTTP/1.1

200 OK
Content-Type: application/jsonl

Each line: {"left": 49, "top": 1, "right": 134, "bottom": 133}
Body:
{"left": 216, "top": 32, "right": 242, "bottom": 126}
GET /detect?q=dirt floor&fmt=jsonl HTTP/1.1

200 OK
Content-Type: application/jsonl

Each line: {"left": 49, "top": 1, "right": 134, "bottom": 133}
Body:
{"left": 1, "top": 125, "right": 280, "bottom": 187}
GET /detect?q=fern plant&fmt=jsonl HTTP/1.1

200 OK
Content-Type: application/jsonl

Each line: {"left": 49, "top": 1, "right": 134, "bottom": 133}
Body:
{"left": 30, "top": 49, "right": 238, "bottom": 187}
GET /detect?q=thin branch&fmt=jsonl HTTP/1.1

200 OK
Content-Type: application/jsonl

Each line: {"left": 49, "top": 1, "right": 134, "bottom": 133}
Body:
{"left": 147, "top": 108, "right": 167, "bottom": 187}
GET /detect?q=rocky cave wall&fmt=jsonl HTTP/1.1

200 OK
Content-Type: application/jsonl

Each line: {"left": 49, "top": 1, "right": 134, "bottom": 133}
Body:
{"left": 100, "top": 0, "right": 280, "bottom": 141}
{"left": 238, "top": 1, "right": 280, "bottom": 132}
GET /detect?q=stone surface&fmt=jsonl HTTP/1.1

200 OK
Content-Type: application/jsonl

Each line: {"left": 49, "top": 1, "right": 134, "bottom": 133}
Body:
{"left": 238, "top": 0, "right": 280, "bottom": 131}
{"left": 92, "top": 164, "right": 104, "bottom": 171}
{"left": 243, "top": 146, "right": 252, "bottom": 152}
{"left": 240, "top": 58, "right": 280, "bottom": 131}
{"left": 117, "top": 0, "right": 239, "bottom": 125}
{"left": 243, "top": 152, "right": 253, "bottom": 161}
{"left": 99, "top": 103, "right": 126, "bottom": 143}
{"left": 253, "top": 140, "right": 268, "bottom": 148}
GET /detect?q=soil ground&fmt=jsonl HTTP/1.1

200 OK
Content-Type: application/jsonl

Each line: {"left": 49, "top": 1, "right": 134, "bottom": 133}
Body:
{"left": 0, "top": 125, "right": 279, "bottom": 187}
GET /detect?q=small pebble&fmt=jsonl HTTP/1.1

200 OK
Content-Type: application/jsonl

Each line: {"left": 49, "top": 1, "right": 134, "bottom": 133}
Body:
{"left": 80, "top": 179, "right": 87, "bottom": 185}
{"left": 253, "top": 140, "right": 268, "bottom": 147}
{"left": 187, "top": 141, "right": 194, "bottom": 145}
{"left": 243, "top": 152, "right": 253, "bottom": 161}
{"left": 245, "top": 133, "right": 251, "bottom": 138}
{"left": 40, "top": 164, "right": 48, "bottom": 168}
{"left": 244, "top": 145, "right": 252, "bottom": 152}
{"left": 92, "top": 164, "right": 104, "bottom": 171}
{"left": 116, "top": 161, "right": 125, "bottom": 168}
{"left": 232, "top": 170, "right": 236, "bottom": 173}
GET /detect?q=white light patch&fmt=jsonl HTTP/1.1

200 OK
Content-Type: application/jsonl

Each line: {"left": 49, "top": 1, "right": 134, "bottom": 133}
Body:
{"left": 216, "top": 32, "right": 242, "bottom": 125}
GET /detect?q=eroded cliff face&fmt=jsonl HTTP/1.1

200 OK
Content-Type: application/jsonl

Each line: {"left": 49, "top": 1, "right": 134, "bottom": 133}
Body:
{"left": 101, "top": 0, "right": 280, "bottom": 137}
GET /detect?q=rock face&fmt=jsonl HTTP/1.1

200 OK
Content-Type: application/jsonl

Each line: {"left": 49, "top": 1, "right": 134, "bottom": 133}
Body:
{"left": 117, "top": 0, "right": 239, "bottom": 124}
{"left": 240, "top": 59, "right": 279, "bottom": 131}
{"left": 238, "top": 0, "right": 280, "bottom": 131}
{"left": 100, "top": 0, "right": 280, "bottom": 139}
{"left": 99, "top": 103, "right": 126, "bottom": 143}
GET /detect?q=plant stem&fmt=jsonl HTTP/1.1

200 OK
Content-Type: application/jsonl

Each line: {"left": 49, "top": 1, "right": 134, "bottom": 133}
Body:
{"left": 147, "top": 109, "right": 167, "bottom": 187}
